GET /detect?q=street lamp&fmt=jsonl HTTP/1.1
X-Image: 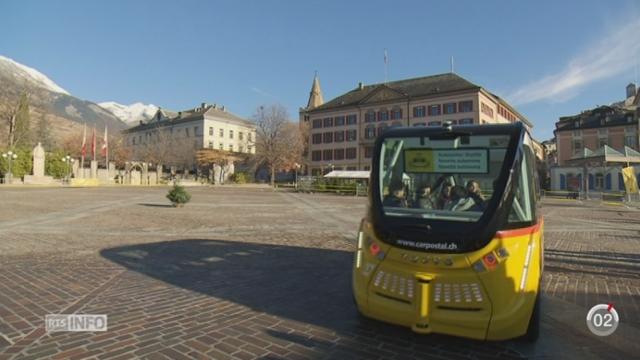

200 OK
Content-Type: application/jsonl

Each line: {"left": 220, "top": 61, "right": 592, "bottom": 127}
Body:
{"left": 294, "top": 163, "right": 301, "bottom": 189}
{"left": 62, "top": 155, "right": 75, "bottom": 183}
{"left": 2, "top": 150, "right": 18, "bottom": 184}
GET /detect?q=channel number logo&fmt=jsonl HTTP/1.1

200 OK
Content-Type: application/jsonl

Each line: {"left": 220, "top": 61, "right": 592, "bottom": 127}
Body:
{"left": 586, "top": 304, "right": 619, "bottom": 336}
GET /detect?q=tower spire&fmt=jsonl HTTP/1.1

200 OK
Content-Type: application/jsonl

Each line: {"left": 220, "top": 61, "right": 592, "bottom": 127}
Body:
{"left": 306, "top": 72, "right": 324, "bottom": 109}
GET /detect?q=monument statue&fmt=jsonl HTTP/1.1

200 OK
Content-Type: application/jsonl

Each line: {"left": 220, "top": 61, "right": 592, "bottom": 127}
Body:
{"left": 32, "top": 142, "right": 45, "bottom": 177}
{"left": 23, "top": 142, "right": 54, "bottom": 185}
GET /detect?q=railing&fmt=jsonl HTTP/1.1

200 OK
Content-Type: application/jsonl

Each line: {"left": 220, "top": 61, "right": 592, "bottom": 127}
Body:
{"left": 276, "top": 178, "right": 368, "bottom": 196}
{"left": 541, "top": 190, "right": 640, "bottom": 205}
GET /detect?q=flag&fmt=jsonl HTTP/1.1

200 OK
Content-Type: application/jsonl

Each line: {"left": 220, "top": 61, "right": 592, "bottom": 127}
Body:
{"left": 91, "top": 127, "right": 96, "bottom": 160}
{"left": 622, "top": 166, "right": 638, "bottom": 194}
{"left": 101, "top": 126, "right": 108, "bottom": 157}
{"left": 81, "top": 123, "right": 87, "bottom": 158}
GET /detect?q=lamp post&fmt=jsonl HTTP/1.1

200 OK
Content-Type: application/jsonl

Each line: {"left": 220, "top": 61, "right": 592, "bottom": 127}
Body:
{"left": 294, "top": 163, "right": 301, "bottom": 189}
{"left": 2, "top": 150, "right": 18, "bottom": 184}
{"left": 62, "top": 155, "right": 74, "bottom": 183}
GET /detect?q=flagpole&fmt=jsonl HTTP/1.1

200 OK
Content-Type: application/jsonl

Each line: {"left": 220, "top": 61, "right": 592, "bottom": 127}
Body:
{"left": 105, "top": 126, "right": 109, "bottom": 169}
{"left": 81, "top": 123, "right": 86, "bottom": 172}
{"left": 92, "top": 126, "right": 96, "bottom": 162}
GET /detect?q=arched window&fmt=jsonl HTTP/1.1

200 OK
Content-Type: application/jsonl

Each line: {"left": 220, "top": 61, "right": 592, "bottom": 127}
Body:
{"left": 618, "top": 173, "right": 625, "bottom": 191}
{"left": 577, "top": 174, "right": 582, "bottom": 190}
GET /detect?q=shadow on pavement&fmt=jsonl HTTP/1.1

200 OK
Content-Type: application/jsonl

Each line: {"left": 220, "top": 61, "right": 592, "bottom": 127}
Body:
{"left": 100, "top": 239, "right": 527, "bottom": 359}
{"left": 137, "top": 203, "right": 175, "bottom": 208}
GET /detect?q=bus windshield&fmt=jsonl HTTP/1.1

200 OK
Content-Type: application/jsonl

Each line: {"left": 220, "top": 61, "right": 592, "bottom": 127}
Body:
{"left": 378, "top": 133, "right": 512, "bottom": 222}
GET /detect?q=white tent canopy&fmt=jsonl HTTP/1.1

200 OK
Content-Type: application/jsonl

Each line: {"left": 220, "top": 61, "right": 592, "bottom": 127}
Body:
{"left": 323, "top": 170, "right": 370, "bottom": 179}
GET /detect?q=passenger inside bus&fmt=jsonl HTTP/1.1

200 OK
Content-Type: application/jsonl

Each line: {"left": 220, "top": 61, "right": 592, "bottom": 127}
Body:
{"left": 383, "top": 182, "right": 409, "bottom": 208}
{"left": 444, "top": 185, "right": 466, "bottom": 210}
{"left": 449, "top": 180, "right": 487, "bottom": 211}
{"left": 413, "top": 185, "right": 435, "bottom": 209}
{"left": 436, "top": 182, "right": 454, "bottom": 210}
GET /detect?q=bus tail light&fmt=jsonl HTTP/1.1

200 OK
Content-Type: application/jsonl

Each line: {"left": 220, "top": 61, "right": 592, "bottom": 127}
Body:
{"left": 482, "top": 252, "right": 498, "bottom": 270}
{"left": 369, "top": 243, "right": 380, "bottom": 256}
{"left": 356, "top": 231, "right": 385, "bottom": 270}
{"left": 472, "top": 248, "right": 508, "bottom": 273}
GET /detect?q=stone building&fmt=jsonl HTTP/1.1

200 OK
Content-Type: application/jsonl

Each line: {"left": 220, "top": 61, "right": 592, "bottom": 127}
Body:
{"left": 123, "top": 103, "right": 256, "bottom": 170}
{"left": 299, "top": 73, "right": 532, "bottom": 175}
{"left": 550, "top": 83, "right": 640, "bottom": 192}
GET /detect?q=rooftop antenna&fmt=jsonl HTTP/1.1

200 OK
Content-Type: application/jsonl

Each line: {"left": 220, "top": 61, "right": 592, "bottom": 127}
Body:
{"left": 450, "top": 56, "right": 454, "bottom": 73}
{"left": 384, "top": 48, "right": 388, "bottom": 83}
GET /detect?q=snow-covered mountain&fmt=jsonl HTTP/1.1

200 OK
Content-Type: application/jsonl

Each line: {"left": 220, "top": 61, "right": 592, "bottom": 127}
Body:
{"left": 0, "top": 55, "right": 70, "bottom": 95}
{"left": 0, "top": 55, "right": 126, "bottom": 142}
{"left": 98, "top": 101, "right": 158, "bottom": 125}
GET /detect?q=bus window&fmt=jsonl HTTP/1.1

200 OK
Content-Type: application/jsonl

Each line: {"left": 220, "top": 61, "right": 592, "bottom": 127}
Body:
{"left": 378, "top": 134, "right": 512, "bottom": 222}
{"left": 507, "top": 145, "right": 535, "bottom": 224}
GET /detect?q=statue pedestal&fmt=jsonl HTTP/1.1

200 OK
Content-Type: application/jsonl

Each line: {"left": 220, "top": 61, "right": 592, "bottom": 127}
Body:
{"left": 23, "top": 175, "right": 55, "bottom": 185}
{"left": 23, "top": 142, "right": 55, "bottom": 184}
{"left": 90, "top": 161, "right": 98, "bottom": 178}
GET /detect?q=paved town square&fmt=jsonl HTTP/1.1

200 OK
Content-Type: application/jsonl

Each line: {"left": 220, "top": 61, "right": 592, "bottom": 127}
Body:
{"left": 0, "top": 186, "right": 639, "bottom": 360}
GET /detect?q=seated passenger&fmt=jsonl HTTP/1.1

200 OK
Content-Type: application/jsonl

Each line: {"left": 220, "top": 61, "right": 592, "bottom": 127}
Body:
{"left": 466, "top": 180, "right": 487, "bottom": 211}
{"left": 414, "top": 185, "right": 435, "bottom": 209}
{"left": 436, "top": 182, "right": 453, "bottom": 210}
{"left": 451, "top": 180, "right": 486, "bottom": 211}
{"left": 446, "top": 185, "right": 468, "bottom": 211}
{"left": 383, "top": 182, "right": 408, "bottom": 208}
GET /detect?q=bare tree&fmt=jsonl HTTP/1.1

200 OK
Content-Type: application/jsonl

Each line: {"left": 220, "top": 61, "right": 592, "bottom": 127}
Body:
{"left": 129, "top": 125, "right": 198, "bottom": 171}
{"left": 253, "top": 104, "right": 304, "bottom": 186}
{"left": 2, "top": 91, "right": 31, "bottom": 149}
{"left": 35, "top": 113, "right": 54, "bottom": 149}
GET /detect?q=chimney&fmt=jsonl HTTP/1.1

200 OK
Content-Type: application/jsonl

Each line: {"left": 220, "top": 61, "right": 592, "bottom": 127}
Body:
{"left": 201, "top": 102, "right": 207, "bottom": 110}
{"left": 358, "top": 82, "right": 364, "bottom": 90}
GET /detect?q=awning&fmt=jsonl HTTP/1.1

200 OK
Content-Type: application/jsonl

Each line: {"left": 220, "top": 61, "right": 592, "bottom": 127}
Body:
{"left": 567, "top": 145, "right": 640, "bottom": 165}
{"left": 323, "top": 170, "right": 370, "bottom": 179}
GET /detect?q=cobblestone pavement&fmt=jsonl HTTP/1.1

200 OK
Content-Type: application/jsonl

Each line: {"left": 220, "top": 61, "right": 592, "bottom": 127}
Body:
{"left": 0, "top": 187, "right": 638, "bottom": 360}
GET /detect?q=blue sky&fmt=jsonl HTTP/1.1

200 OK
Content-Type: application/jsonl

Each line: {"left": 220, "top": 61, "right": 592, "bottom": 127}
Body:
{"left": 1, "top": 0, "right": 639, "bottom": 140}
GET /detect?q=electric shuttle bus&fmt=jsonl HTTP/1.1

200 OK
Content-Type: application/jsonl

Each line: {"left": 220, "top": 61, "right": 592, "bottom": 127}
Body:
{"left": 353, "top": 122, "right": 542, "bottom": 341}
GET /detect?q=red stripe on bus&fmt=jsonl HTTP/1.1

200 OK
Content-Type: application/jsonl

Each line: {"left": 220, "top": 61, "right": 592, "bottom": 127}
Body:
{"left": 495, "top": 218, "right": 543, "bottom": 239}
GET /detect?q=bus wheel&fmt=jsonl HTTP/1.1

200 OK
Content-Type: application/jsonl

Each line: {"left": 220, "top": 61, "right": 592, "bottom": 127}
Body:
{"left": 522, "top": 293, "right": 540, "bottom": 342}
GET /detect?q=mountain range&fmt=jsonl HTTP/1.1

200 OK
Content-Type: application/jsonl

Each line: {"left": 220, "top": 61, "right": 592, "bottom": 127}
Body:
{"left": 0, "top": 55, "right": 157, "bottom": 147}
{"left": 97, "top": 101, "right": 158, "bottom": 125}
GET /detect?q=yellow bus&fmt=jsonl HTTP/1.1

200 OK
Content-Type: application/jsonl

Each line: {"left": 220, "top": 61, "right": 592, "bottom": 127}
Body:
{"left": 353, "top": 122, "right": 542, "bottom": 341}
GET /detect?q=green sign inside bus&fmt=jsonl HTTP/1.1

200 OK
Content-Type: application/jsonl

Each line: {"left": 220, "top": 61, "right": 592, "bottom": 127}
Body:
{"left": 404, "top": 149, "right": 489, "bottom": 173}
